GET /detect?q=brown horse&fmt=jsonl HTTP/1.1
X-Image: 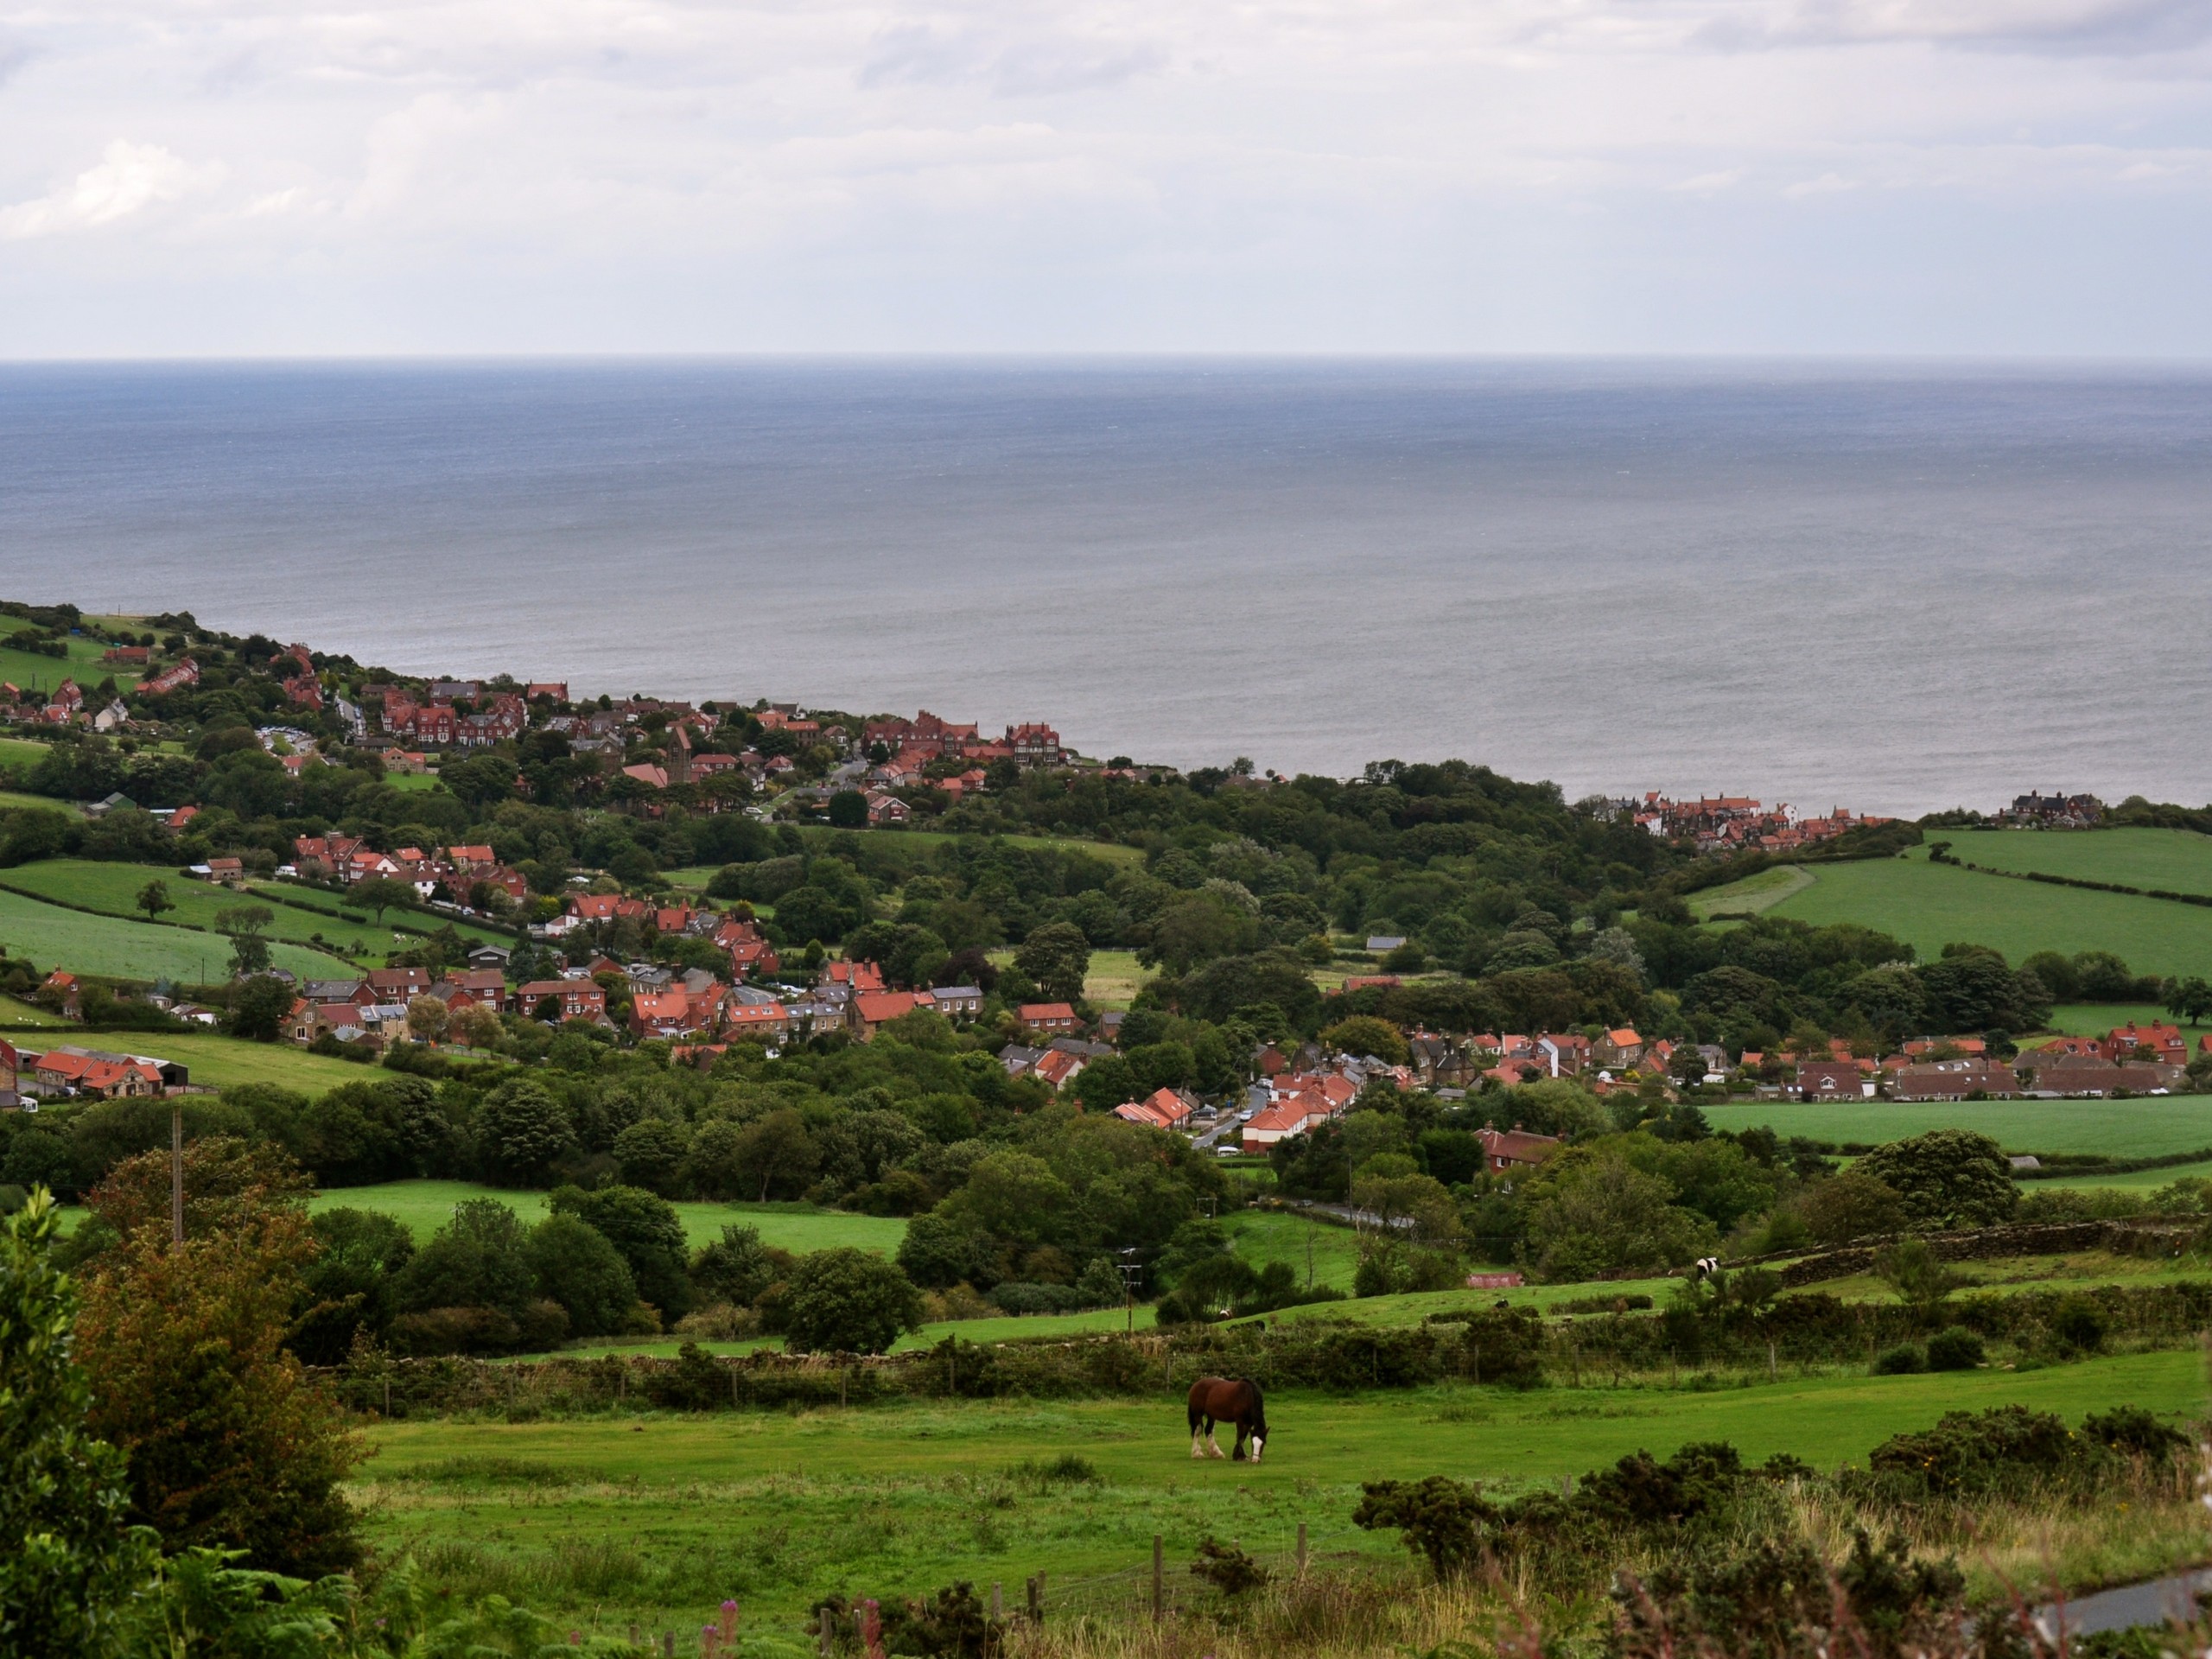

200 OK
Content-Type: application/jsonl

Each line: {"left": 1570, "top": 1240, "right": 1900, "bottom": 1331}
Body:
{"left": 1187, "top": 1376, "right": 1268, "bottom": 1463}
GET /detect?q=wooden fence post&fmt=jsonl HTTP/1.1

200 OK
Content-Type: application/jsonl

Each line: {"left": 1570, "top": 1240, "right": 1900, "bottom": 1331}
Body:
{"left": 628, "top": 1624, "right": 639, "bottom": 1650}
{"left": 1296, "top": 1522, "right": 1308, "bottom": 1578}
{"left": 1768, "top": 1339, "right": 1777, "bottom": 1382}
{"left": 818, "top": 1605, "right": 833, "bottom": 1657}
{"left": 1152, "top": 1534, "right": 1164, "bottom": 1621}
{"left": 1470, "top": 1343, "right": 1479, "bottom": 1386}
{"left": 663, "top": 1633, "right": 676, "bottom": 1659}
{"left": 991, "top": 1584, "right": 1001, "bottom": 1622}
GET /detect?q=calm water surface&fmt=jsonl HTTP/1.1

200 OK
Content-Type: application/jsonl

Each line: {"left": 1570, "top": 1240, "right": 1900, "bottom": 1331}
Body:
{"left": 3, "top": 359, "right": 2209, "bottom": 817}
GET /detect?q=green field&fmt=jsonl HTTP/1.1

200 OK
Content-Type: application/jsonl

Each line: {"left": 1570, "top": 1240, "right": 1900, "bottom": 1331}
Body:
{"left": 2047, "top": 1002, "right": 2212, "bottom": 1042}
{"left": 3, "top": 860, "right": 380, "bottom": 954}
{"left": 0, "top": 885, "right": 351, "bottom": 982}
{"left": 0, "top": 992, "right": 72, "bottom": 1027}
{"left": 128, "top": 1031, "right": 395, "bottom": 1092}
{"left": 0, "top": 789, "right": 80, "bottom": 817}
{"left": 1081, "top": 949, "right": 1147, "bottom": 1009}
{"left": 314, "top": 1179, "right": 912, "bottom": 1255}
{"left": 1749, "top": 852, "right": 2212, "bottom": 981}
{"left": 0, "top": 633, "right": 139, "bottom": 700}
{"left": 0, "top": 735, "right": 52, "bottom": 771}
{"left": 1688, "top": 865, "right": 1815, "bottom": 919}
{"left": 1939, "top": 827, "right": 2212, "bottom": 894}
{"left": 381, "top": 772, "right": 448, "bottom": 792}
{"left": 245, "top": 879, "right": 518, "bottom": 953}
{"left": 354, "top": 1349, "right": 2202, "bottom": 1635}
{"left": 1703, "top": 1097, "right": 2212, "bottom": 1157}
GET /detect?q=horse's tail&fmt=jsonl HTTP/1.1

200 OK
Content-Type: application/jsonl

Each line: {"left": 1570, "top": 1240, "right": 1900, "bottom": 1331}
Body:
{"left": 1244, "top": 1379, "right": 1267, "bottom": 1437}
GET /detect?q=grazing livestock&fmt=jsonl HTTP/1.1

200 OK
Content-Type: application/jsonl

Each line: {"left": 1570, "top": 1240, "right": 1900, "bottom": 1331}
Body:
{"left": 1187, "top": 1376, "right": 1268, "bottom": 1463}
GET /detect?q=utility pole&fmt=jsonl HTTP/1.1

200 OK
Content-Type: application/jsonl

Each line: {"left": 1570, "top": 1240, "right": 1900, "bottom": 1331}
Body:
{"left": 170, "top": 1097, "right": 184, "bottom": 1248}
{"left": 1117, "top": 1247, "right": 1142, "bottom": 1336}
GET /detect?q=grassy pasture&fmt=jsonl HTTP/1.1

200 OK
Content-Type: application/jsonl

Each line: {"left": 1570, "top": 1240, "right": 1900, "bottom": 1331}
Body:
{"left": 0, "top": 789, "right": 80, "bottom": 817}
{"left": 245, "top": 880, "right": 517, "bottom": 953}
{"left": 0, "top": 992, "right": 72, "bottom": 1027}
{"left": 5, "top": 860, "right": 376, "bottom": 952}
{"left": 0, "top": 735, "right": 52, "bottom": 771}
{"left": 0, "top": 633, "right": 137, "bottom": 697}
{"left": 1702, "top": 1097, "right": 2212, "bottom": 1157}
{"left": 128, "top": 1032, "right": 393, "bottom": 1092}
{"left": 2046, "top": 1002, "right": 2212, "bottom": 1042}
{"left": 354, "top": 1350, "right": 2203, "bottom": 1636}
{"left": 314, "top": 1179, "right": 911, "bottom": 1255}
{"left": 1688, "top": 865, "right": 1814, "bottom": 919}
{"left": 0, "top": 885, "right": 349, "bottom": 982}
{"left": 1757, "top": 854, "right": 2212, "bottom": 982}
{"left": 1938, "top": 827, "right": 2212, "bottom": 893}
{"left": 1081, "top": 949, "right": 1146, "bottom": 1009}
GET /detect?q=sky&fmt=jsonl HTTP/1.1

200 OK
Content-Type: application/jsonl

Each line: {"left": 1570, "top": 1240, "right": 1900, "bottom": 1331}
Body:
{"left": 0, "top": 0, "right": 2208, "bottom": 355}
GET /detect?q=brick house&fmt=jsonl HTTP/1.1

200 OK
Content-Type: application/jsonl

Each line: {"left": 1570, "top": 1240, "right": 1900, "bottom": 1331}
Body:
{"left": 518, "top": 979, "right": 607, "bottom": 1021}
{"left": 1020, "top": 1002, "right": 1081, "bottom": 1033}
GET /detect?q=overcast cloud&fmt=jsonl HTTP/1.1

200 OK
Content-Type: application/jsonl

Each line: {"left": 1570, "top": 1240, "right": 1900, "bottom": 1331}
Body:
{"left": 0, "top": 0, "right": 2206, "bottom": 353}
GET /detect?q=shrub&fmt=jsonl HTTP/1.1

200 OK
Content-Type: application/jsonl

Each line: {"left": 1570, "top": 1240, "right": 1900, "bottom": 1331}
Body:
{"left": 1352, "top": 1476, "right": 1500, "bottom": 1580}
{"left": 2082, "top": 1406, "right": 2187, "bottom": 1458}
{"left": 1867, "top": 1406, "right": 2074, "bottom": 1495}
{"left": 675, "top": 1302, "right": 761, "bottom": 1340}
{"left": 1923, "top": 1326, "right": 1984, "bottom": 1371}
{"left": 2051, "top": 1295, "right": 2107, "bottom": 1354}
{"left": 781, "top": 1248, "right": 923, "bottom": 1355}
{"left": 1191, "top": 1537, "right": 1271, "bottom": 1597}
{"left": 0, "top": 1192, "right": 155, "bottom": 1658}
{"left": 1872, "top": 1344, "right": 1925, "bottom": 1375}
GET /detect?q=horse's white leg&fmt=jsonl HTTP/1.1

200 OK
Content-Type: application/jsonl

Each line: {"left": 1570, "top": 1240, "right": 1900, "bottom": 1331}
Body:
{"left": 1191, "top": 1426, "right": 1205, "bottom": 1460}
{"left": 1206, "top": 1426, "right": 1225, "bottom": 1459}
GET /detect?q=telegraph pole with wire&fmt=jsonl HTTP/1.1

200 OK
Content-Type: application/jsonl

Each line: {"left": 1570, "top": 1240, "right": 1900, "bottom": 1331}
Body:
{"left": 1116, "top": 1247, "right": 1142, "bottom": 1336}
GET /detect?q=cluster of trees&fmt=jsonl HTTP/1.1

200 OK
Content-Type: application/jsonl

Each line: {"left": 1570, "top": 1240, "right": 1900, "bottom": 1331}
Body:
{"left": 1265, "top": 1059, "right": 2028, "bottom": 1283}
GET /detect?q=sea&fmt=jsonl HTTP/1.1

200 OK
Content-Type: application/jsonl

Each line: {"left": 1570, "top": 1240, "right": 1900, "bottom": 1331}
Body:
{"left": 3, "top": 358, "right": 2209, "bottom": 821}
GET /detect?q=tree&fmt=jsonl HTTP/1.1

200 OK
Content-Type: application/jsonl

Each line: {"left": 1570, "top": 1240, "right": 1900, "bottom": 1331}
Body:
{"left": 1069, "top": 1055, "right": 1139, "bottom": 1112}
{"left": 1854, "top": 1130, "right": 2017, "bottom": 1230}
{"left": 226, "top": 973, "right": 295, "bottom": 1042}
{"left": 392, "top": 1198, "right": 535, "bottom": 1322}
{"left": 76, "top": 1187, "right": 364, "bottom": 1576}
{"left": 2166, "top": 976, "right": 2212, "bottom": 1027}
{"left": 1522, "top": 1152, "right": 1716, "bottom": 1281}
{"left": 87, "top": 1135, "right": 313, "bottom": 1240}
{"left": 213, "top": 906, "right": 275, "bottom": 978}
{"left": 549, "top": 1185, "right": 693, "bottom": 1320}
{"left": 134, "top": 878, "right": 174, "bottom": 925}
{"left": 779, "top": 1247, "right": 922, "bottom": 1354}
{"left": 827, "top": 790, "right": 868, "bottom": 829}
{"left": 1014, "top": 921, "right": 1091, "bottom": 1005}
{"left": 1319, "top": 1014, "right": 1410, "bottom": 1066}
{"left": 450, "top": 1003, "right": 505, "bottom": 1050}
{"left": 0, "top": 1191, "right": 154, "bottom": 1658}
{"left": 405, "top": 995, "right": 450, "bottom": 1044}
{"left": 732, "top": 1108, "right": 819, "bottom": 1202}
{"left": 613, "top": 1117, "right": 692, "bottom": 1195}
{"left": 352, "top": 877, "right": 415, "bottom": 925}
{"left": 1873, "top": 1237, "right": 1964, "bottom": 1320}
{"left": 475, "top": 1077, "right": 576, "bottom": 1185}
{"left": 525, "top": 1215, "right": 638, "bottom": 1338}
{"left": 690, "top": 1223, "right": 785, "bottom": 1306}
{"left": 292, "top": 1206, "right": 415, "bottom": 1365}
{"left": 1797, "top": 1170, "right": 1908, "bottom": 1246}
